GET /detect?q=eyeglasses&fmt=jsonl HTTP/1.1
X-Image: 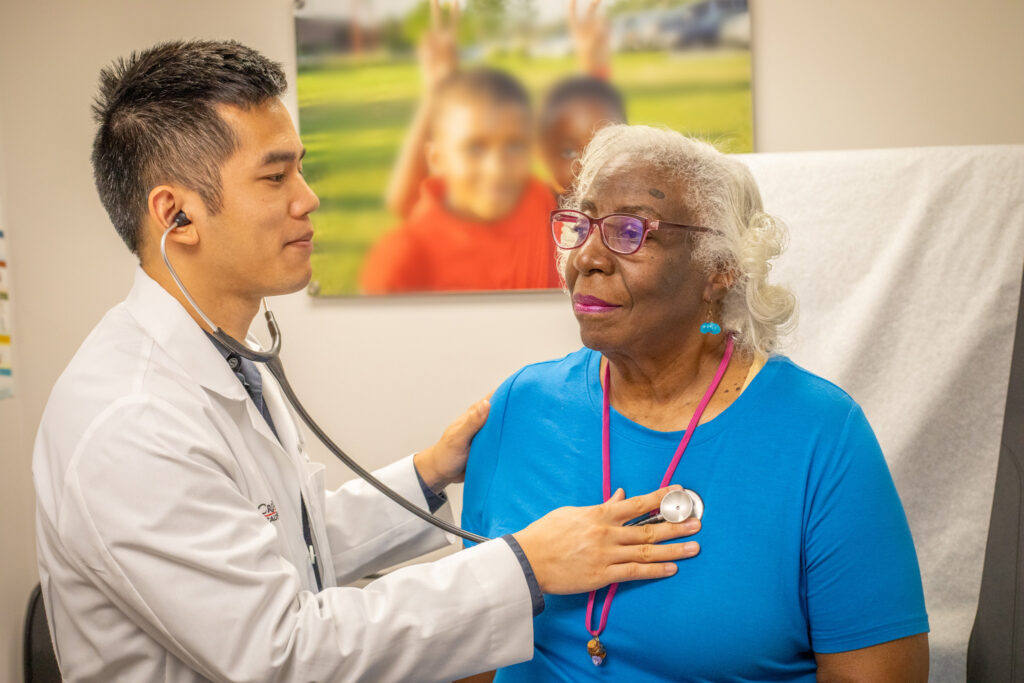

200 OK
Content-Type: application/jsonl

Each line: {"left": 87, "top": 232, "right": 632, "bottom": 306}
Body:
{"left": 550, "top": 210, "right": 716, "bottom": 256}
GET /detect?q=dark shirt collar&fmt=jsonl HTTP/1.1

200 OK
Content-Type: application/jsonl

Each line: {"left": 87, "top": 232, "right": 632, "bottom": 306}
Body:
{"left": 204, "top": 332, "right": 276, "bottom": 439}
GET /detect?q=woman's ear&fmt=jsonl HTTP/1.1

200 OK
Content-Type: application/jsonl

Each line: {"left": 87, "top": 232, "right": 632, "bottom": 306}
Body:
{"left": 703, "top": 263, "right": 736, "bottom": 304}
{"left": 146, "top": 186, "right": 199, "bottom": 248}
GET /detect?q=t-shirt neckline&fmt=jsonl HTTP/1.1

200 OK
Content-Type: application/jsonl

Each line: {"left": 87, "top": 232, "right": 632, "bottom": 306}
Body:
{"left": 583, "top": 347, "right": 784, "bottom": 449}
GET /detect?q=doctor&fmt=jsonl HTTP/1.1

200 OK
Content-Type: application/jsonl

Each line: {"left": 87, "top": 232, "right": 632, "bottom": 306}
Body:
{"left": 32, "top": 40, "right": 701, "bottom": 683}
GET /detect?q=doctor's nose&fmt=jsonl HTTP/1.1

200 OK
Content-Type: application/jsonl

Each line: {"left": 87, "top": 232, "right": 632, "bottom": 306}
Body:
{"left": 293, "top": 175, "right": 320, "bottom": 217}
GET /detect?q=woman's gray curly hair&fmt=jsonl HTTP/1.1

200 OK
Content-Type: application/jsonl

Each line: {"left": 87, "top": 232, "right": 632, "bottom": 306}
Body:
{"left": 559, "top": 124, "right": 796, "bottom": 356}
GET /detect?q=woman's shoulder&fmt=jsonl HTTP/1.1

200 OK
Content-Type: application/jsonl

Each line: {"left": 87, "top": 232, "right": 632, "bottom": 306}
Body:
{"left": 758, "top": 355, "right": 862, "bottom": 420}
{"left": 750, "top": 358, "right": 882, "bottom": 471}
{"left": 490, "top": 347, "right": 596, "bottom": 406}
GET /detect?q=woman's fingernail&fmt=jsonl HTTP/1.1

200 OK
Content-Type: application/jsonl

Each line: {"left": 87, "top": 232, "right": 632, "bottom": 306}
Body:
{"left": 664, "top": 563, "right": 678, "bottom": 575}
{"left": 684, "top": 541, "right": 700, "bottom": 554}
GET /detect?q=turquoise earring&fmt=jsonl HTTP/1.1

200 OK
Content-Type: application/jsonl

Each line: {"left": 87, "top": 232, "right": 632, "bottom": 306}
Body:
{"left": 700, "top": 303, "right": 721, "bottom": 335}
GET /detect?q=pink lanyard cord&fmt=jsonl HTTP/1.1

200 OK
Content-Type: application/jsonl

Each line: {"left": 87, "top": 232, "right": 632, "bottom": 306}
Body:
{"left": 587, "top": 336, "right": 735, "bottom": 640}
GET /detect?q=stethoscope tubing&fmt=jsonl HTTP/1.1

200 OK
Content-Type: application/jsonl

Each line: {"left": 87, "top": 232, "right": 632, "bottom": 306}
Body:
{"left": 161, "top": 224, "right": 490, "bottom": 545}
{"left": 264, "top": 354, "right": 490, "bottom": 544}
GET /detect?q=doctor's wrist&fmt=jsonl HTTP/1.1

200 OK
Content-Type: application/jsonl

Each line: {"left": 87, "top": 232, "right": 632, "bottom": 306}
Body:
{"left": 413, "top": 449, "right": 451, "bottom": 493}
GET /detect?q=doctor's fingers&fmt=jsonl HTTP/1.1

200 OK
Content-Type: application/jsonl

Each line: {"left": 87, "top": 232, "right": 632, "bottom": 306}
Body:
{"left": 609, "top": 538, "right": 701, "bottom": 568}
{"left": 606, "top": 558, "right": 687, "bottom": 584}
{"left": 604, "top": 485, "right": 684, "bottom": 523}
{"left": 613, "top": 516, "right": 701, "bottom": 546}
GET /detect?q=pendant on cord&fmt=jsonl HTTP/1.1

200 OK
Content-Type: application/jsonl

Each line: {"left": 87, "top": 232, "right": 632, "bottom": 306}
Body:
{"left": 587, "top": 637, "right": 607, "bottom": 666}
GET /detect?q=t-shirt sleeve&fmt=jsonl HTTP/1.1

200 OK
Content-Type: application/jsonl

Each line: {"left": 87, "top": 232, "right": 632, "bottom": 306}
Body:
{"left": 359, "top": 229, "right": 426, "bottom": 294}
{"left": 461, "top": 370, "right": 521, "bottom": 547}
{"left": 804, "top": 404, "right": 930, "bottom": 653}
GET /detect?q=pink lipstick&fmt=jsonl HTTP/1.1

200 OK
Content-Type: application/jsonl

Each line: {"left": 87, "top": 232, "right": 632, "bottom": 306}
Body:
{"left": 573, "top": 294, "right": 621, "bottom": 314}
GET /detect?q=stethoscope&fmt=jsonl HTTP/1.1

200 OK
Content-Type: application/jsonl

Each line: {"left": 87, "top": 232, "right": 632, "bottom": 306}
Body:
{"left": 161, "top": 213, "right": 698, "bottom": 545}
{"left": 624, "top": 488, "right": 704, "bottom": 526}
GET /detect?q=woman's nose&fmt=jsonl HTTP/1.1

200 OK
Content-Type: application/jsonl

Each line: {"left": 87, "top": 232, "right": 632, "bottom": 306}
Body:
{"left": 572, "top": 224, "right": 615, "bottom": 275}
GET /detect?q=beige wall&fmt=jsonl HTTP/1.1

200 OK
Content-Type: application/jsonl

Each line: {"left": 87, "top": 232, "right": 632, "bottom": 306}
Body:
{"left": 0, "top": 111, "right": 32, "bottom": 683}
{"left": 0, "top": 0, "right": 1021, "bottom": 680}
{"left": 751, "top": 0, "right": 1024, "bottom": 151}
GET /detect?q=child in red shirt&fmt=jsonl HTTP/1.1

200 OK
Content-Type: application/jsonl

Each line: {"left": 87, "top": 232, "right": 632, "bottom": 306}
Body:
{"left": 362, "top": 175, "right": 558, "bottom": 293}
{"left": 361, "top": 68, "right": 559, "bottom": 293}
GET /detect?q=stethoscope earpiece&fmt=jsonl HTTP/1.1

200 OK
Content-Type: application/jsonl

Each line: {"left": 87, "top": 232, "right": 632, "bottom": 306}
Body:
{"left": 171, "top": 211, "right": 191, "bottom": 228}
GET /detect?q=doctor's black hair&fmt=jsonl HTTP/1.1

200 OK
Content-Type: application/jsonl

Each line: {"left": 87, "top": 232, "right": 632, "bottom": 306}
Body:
{"left": 91, "top": 40, "right": 287, "bottom": 254}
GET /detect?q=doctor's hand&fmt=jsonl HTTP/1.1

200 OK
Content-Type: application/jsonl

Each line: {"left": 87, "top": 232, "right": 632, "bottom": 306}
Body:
{"left": 414, "top": 397, "right": 491, "bottom": 492}
{"left": 512, "top": 486, "right": 701, "bottom": 594}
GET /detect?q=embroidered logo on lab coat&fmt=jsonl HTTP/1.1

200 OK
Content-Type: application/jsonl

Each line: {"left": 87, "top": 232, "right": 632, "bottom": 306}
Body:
{"left": 258, "top": 501, "right": 279, "bottom": 522}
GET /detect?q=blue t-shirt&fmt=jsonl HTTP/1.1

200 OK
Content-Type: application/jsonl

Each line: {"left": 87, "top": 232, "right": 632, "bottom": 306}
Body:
{"left": 462, "top": 349, "right": 928, "bottom": 682}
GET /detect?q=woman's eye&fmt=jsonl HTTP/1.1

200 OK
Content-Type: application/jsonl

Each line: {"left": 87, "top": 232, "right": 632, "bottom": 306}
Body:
{"left": 560, "top": 148, "right": 580, "bottom": 160}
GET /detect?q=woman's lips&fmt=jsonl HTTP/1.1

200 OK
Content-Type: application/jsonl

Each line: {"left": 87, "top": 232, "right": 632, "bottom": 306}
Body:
{"left": 573, "top": 294, "right": 621, "bottom": 314}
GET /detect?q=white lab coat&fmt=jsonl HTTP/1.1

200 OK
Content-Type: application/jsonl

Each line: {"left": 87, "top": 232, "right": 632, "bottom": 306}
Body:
{"left": 33, "top": 268, "right": 534, "bottom": 683}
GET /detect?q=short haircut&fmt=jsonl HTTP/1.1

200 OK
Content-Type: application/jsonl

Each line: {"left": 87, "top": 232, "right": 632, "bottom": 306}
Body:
{"left": 91, "top": 40, "right": 287, "bottom": 254}
{"left": 432, "top": 67, "right": 531, "bottom": 130}
{"left": 540, "top": 76, "right": 627, "bottom": 129}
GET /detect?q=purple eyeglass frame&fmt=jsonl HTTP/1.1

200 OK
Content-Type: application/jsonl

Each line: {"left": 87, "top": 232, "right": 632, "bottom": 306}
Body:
{"left": 550, "top": 209, "right": 717, "bottom": 255}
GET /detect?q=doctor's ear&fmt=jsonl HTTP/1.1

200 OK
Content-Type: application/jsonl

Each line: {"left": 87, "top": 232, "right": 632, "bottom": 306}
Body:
{"left": 147, "top": 186, "right": 199, "bottom": 247}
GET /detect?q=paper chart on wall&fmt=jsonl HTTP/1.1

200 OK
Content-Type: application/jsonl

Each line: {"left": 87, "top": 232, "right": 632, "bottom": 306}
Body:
{"left": 0, "top": 229, "right": 12, "bottom": 400}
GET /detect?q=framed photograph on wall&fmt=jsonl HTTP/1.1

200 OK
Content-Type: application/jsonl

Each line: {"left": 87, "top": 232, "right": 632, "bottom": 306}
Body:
{"left": 295, "top": 0, "right": 753, "bottom": 296}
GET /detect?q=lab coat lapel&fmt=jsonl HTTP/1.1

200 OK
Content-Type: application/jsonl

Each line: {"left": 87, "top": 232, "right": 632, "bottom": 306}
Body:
{"left": 256, "top": 353, "right": 304, "bottom": 458}
{"left": 123, "top": 268, "right": 288, "bottom": 449}
{"left": 124, "top": 268, "right": 249, "bottom": 402}
{"left": 124, "top": 268, "right": 333, "bottom": 589}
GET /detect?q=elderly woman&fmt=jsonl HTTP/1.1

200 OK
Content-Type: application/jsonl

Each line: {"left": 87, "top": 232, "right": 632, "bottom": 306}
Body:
{"left": 461, "top": 126, "right": 929, "bottom": 681}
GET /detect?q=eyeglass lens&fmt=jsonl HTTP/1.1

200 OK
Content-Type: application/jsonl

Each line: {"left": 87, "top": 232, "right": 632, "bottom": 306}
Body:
{"left": 551, "top": 212, "right": 646, "bottom": 254}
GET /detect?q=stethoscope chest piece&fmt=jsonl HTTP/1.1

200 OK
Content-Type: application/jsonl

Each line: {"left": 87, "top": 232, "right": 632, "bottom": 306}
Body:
{"left": 685, "top": 488, "right": 705, "bottom": 521}
{"left": 661, "top": 488, "right": 705, "bottom": 522}
{"left": 625, "top": 488, "right": 705, "bottom": 526}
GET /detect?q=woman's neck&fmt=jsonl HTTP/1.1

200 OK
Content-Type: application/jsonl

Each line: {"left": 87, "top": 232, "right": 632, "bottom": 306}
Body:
{"left": 602, "top": 336, "right": 753, "bottom": 431}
